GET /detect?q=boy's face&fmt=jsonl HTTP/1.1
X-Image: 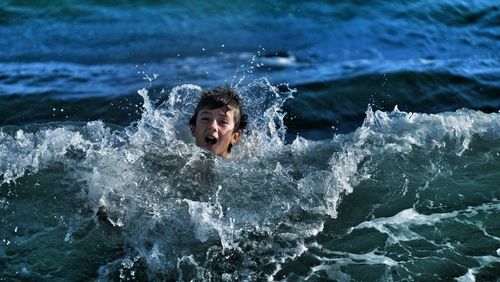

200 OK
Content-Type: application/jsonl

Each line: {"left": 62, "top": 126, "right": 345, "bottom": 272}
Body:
{"left": 191, "top": 107, "right": 242, "bottom": 158}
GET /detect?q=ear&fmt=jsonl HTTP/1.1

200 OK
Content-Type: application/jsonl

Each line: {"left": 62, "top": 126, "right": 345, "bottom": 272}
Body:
{"left": 230, "top": 129, "right": 243, "bottom": 145}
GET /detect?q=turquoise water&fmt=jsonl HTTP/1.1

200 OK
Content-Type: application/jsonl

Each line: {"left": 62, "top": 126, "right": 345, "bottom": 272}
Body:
{"left": 1, "top": 0, "right": 500, "bottom": 280}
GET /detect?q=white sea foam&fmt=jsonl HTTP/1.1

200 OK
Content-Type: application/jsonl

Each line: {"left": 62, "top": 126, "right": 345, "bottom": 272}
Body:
{"left": 1, "top": 79, "right": 499, "bottom": 280}
{"left": 351, "top": 200, "right": 500, "bottom": 245}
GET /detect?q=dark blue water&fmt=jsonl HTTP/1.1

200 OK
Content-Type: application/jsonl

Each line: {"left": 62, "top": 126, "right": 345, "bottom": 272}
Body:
{"left": 1, "top": 1, "right": 499, "bottom": 280}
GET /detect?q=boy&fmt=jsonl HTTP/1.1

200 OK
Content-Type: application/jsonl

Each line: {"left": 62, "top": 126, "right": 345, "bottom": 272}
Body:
{"left": 189, "top": 86, "right": 248, "bottom": 159}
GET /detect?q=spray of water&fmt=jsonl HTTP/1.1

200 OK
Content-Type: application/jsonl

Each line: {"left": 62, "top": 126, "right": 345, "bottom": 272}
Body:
{"left": 1, "top": 79, "right": 499, "bottom": 280}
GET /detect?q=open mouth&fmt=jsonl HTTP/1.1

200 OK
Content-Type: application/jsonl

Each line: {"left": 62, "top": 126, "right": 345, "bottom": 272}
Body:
{"left": 205, "top": 136, "right": 217, "bottom": 145}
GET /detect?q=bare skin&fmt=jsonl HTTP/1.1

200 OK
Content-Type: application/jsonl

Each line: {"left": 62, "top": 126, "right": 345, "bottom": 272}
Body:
{"left": 191, "top": 108, "right": 242, "bottom": 158}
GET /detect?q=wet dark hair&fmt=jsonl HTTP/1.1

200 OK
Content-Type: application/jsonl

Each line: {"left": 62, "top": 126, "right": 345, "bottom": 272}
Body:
{"left": 189, "top": 85, "right": 248, "bottom": 133}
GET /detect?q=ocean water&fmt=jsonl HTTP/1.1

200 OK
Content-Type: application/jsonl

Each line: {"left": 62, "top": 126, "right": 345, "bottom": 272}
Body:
{"left": 1, "top": 0, "right": 500, "bottom": 281}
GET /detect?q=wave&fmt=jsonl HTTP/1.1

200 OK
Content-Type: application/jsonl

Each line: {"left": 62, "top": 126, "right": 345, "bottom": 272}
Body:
{"left": 287, "top": 57, "right": 500, "bottom": 138}
{"left": 1, "top": 79, "right": 499, "bottom": 280}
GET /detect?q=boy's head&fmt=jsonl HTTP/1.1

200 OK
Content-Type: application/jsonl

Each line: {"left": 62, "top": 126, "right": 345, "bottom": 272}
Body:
{"left": 189, "top": 86, "right": 247, "bottom": 158}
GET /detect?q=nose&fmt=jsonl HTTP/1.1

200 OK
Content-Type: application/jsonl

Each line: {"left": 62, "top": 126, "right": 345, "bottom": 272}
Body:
{"left": 208, "top": 119, "right": 217, "bottom": 131}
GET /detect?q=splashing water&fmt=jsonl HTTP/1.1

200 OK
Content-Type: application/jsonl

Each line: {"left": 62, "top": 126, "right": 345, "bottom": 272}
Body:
{"left": 1, "top": 79, "right": 499, "bottom": 280}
